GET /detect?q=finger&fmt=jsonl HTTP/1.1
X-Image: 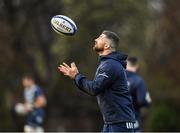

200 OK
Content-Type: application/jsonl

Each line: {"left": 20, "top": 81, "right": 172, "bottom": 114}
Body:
{"left": 58, "top": 67, "right": 65, "bottom": 73}
{"left": 63, "top": 62, "right": 71, "bottom": 69}
{"left": 64, "top": 73, "right": 69, "bottom": 76}
{"left": 71, "top": 62, "right": 76, "bottom": 68}
{"left": 58, "top": 66, "right": 68, "bottom": 73}
{"left": 59, "top": 69, "right": 69, "bottom": 76}
{"left": 58, "top": 66, "right": 64, "bottom": 71}
{"left": 60, "top": 65, "right": 69, "bottom": 71}
{"left": 58, "top": 64, "right": 67, "bottom": 69}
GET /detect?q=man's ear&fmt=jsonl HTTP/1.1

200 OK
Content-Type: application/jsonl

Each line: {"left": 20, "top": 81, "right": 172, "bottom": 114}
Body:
{"left": 104, "top": 43, "right": 110, "bottom": 49}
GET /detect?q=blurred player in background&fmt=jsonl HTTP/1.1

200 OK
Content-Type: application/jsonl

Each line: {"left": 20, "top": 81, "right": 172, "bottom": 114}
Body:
{"left": 16, "top": 74, "right": 46, "bottom": 132}
{"left": 126, "top": 56, "right": 152, "bottom": 132}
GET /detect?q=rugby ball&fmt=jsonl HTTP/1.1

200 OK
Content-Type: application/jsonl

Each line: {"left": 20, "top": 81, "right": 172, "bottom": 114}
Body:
{"left": 51, "top": 15, "right": 77, "bottom": 36}
{"left": 14, "top": 103, "right": 27, "bottom": 115}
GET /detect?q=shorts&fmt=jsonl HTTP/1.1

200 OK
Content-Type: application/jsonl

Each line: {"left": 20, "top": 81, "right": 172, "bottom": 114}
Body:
{"left": 26, "top": 109, "right": 45, "bottom": 127}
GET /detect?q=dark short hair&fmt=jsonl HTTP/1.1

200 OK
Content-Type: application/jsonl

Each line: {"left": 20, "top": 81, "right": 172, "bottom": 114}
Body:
{"left": 22, "top": 73, "right": 35, "bottom": 81}
{"left": 102, "top": 30, "right": 120, "bottom": 49}
{"left": 127, "top": 56, "right": 138, "bottom": 66}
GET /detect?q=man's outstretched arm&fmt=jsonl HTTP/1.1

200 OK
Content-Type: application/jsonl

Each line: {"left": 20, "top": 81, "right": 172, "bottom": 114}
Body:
{"left": 58, "top": 62, "right": 113, "bottom": 96}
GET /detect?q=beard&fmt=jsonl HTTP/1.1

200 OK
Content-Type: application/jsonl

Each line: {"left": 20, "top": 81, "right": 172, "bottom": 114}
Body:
{"left": 93, "top": 45, "right": 104, "bottom": 52}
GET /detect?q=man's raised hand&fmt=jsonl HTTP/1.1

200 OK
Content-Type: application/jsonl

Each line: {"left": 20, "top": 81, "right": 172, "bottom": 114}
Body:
{"left": 58, "top": 62, "right": 79, "bottom": 79}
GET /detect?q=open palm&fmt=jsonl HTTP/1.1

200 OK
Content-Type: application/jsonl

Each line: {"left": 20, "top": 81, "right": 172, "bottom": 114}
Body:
{"left": 58, "top": 62, "right": 79, "bottom": 79}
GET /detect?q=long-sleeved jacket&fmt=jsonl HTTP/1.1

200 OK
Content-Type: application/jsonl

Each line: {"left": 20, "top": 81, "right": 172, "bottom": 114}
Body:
{"left": 126, "top": 70, "right": 151, "bottom": 122}
{"left": 74, "top": 52, "right": 135, "bottom": 124}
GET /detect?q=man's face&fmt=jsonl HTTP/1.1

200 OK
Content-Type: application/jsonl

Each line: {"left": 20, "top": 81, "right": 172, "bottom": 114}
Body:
{"left": 93, "top": 34, "right": 109, "bottom": 52}
{"left": 22, "top": 78, "right": 34, "bottom": 88}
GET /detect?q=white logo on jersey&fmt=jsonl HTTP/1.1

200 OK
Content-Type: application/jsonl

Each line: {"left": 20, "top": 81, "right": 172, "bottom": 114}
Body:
{"left": 98, "top": 72, "right": 109, "bottom": 78}
{"left": 127, "top": 81, "right": 130, "bottom": 87}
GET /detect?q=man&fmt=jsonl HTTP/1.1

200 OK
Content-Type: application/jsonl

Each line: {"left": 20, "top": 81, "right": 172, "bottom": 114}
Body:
{"left": 126, "top": 56, "right": 152, "bottom": 132}
{"left": 21, "top": 74, "right": 46, "bottom": 132}
{"left": 58, "top": 31, "right": 135, "bottom": 132}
